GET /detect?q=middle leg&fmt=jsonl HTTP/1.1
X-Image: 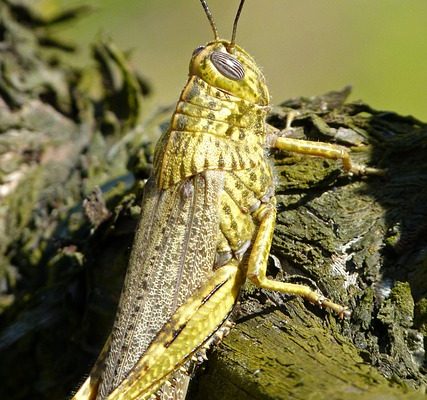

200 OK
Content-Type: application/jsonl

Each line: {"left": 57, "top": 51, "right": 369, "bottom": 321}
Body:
{"left": 247, "top": 203, "right": 350, "bottom": 318}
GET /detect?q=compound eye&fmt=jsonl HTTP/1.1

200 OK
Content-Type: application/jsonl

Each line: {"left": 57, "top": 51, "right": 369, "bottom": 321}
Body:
{"left": 192, "top": 45, "right": 205, "bottom": 56}
{"left": 210, "top": 51, "right": 245, "bottom": 81}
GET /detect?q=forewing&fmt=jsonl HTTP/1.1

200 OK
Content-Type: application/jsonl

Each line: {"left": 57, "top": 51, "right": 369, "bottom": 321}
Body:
{"left": 96, "top": 171, "right": 223, "bottom": 399}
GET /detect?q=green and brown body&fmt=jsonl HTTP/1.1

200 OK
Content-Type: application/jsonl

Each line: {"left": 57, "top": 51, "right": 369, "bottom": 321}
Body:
{"left": 72, "top": 33, "right": 362, "bottom": 400}
{"left": 73, "top": 40, "right": 275, "bottom": 400}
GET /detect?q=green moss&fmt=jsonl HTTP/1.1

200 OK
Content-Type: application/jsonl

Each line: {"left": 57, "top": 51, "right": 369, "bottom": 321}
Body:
{"left": 193, "top": 304, "right": 425, "bottom": 400}
{"left": 414, "top": 298, "right": 427, "bottom": 335}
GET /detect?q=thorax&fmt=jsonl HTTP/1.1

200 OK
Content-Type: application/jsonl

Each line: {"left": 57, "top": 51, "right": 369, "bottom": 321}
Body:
{"left": 154, "top": 75, "right": 270, "bottom": 189}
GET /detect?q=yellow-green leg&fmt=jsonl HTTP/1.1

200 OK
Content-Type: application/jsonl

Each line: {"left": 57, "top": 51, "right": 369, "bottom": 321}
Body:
{"left": 247, "top": 203, "right": 350, "bottom": 318}
{"left": 267, "top": 133, "right": 384, "bottom": 176}
{"left": 107, "top": 263, "right": 245, "bottom": 400}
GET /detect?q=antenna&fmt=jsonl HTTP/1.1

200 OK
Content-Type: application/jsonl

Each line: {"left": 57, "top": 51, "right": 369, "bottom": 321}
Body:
{"left": 199, "top": 0, "right": 219, "bottom": 41}
{"left": 230, "top": 0, "right": 246, "bottom": 49}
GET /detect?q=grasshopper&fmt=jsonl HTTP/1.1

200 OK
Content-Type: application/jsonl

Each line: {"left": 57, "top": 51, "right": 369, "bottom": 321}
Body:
{"left": 72, "top": 1, "right": 380, "bottom": 399}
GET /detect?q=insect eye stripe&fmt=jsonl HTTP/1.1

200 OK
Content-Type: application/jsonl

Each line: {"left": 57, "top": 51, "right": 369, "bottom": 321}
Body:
{"left": 210, "top": 51, "right": 245, "bottom": 81}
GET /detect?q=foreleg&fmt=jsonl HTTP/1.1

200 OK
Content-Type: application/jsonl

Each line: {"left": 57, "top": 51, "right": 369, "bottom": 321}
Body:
{"left": 266, "top": 131, "right": 384, "bottom": 176}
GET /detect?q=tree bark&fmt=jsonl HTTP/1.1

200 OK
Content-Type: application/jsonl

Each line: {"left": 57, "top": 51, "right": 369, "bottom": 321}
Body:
{"left": 0, "top": 2, "right": 426, "bottom": 400}
{"left": 189, "top": 92, "right": 427, "bottom": 399}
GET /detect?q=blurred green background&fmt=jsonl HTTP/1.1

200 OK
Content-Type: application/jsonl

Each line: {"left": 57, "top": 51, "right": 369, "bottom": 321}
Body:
{"left": 57, "top": 0, "right": 427, "bottom": 120}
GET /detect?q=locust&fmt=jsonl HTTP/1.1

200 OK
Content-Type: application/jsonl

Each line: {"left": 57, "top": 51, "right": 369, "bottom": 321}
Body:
{"left": 72, "top": 1, "right": 380, "bottom": 399}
